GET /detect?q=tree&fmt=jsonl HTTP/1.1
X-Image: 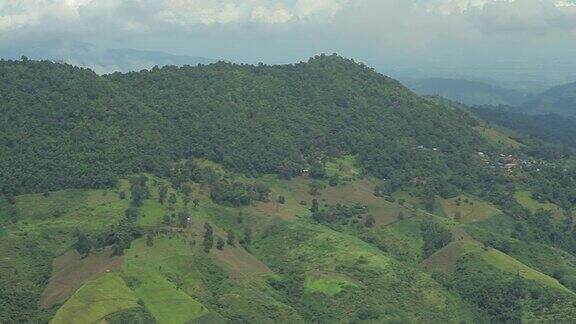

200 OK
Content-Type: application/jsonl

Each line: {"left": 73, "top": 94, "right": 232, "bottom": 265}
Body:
{"left": 226, "top": 230, "right": 236, "bottom": 246}
{"left": 169, "top": 193, "right": 177, "bottom": 205}
{"left": 243, "top": 227, "right": 252, "bottom": 246}
{"left": 162, "top": 214, "right": 172, "bottom": 226}
{"left": 125, "top": 207, "right": 139, "bottom": 221}
{"left": 310, "top": 162, "right": 326, "bottom": 179}
{"left": 193, "top": 198, "right": 200, "bottom": 208}
{"left": 328, "top": 175, "right": 339, "bottom": 187}
{"left": 74, "top": 231, "right": 91, "bottom": 257}
{"left": 310, "top": 199, "right": 319, "bottom": 214}
{"left": 178, "top": 211, "right": 190, "bottom": 228}
{"left": 364, "top": 215, "right": 375, "bottom": 227}
{"left": 277, "top": 195, "right": 286, "bottom": 204}
{"left": 158, "top": 186, "right": 168, "bottom": 204}
{"left": 308, "top": 181, "right": 324, "bottom": 196}
{"left": 421, "top": 218, "right": 452, "bottom": 258}
{"left": 181, "top": 184, "right": 192, "bottom": 199}
{"left": 146, "top": 232, "right": 154, "bottom": 247}
{"left": 398, "top": 211, "right": 405, "bottom": 220}
{"left": 216, "top": 237, "right": 225, "bottom": 250}
{"left": 131, "top": 184, "right": 145, "bottom": 207}
{"left": 203, "top": 222, "right": 214, "bottom": 253}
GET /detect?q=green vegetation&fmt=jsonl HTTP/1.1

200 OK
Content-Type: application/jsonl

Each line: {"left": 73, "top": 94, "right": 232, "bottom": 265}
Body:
{"left": 2, "top": 56, "right": 576, "bottom": 323}
{"left": 50, "top": 273, "right": 138, "bottom": 324}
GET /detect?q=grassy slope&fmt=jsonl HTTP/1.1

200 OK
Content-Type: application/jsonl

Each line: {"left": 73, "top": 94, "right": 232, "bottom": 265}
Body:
{"left": 439, "top": 194, "right": 501, "bottom": 223}
{"left": 515, "top": 190, "right": 566, "bottom": 223}
{"left": 4, "top": 166, "right": 576, "bottom": 323}
{"left": 252, "top": 221, "right": 476, "bottom": 323}
{"left": 474, "top": 125, "right": 523, "bottom": 149}
{"left": 122, "top": 237, "right": 209, "bottom": 324}
{"left": 50, "top": 273, "right": 138, "bottom": 324}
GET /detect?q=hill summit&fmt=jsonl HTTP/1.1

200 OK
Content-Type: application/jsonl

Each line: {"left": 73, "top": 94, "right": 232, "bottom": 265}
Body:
{"left": 1, "top": 54, "right": 485, "bottom": 196}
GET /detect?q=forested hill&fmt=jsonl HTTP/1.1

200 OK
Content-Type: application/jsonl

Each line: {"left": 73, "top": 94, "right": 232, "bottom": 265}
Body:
{"left": 521, "top": 81, "right": 576, "bottom": 116}
{"left": 1, "top": 55, "right": 487, "bottom": 196}
{"left": 473, "top": 106, "right": 576, "bottom": 148}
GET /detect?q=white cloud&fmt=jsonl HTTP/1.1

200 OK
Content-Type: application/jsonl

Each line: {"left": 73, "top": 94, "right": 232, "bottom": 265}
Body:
{"left": 2, "top": 0, "right": 576, "bottom": 86}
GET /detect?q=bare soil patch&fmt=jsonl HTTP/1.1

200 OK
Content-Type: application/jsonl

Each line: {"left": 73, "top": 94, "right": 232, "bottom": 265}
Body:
{"left": 40, "top": 247, "right": 122, "bottom": 308}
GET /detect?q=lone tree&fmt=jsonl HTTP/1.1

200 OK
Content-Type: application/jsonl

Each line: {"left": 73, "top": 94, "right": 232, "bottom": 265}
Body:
{"left": 364, "top": 215, "right": 376, "bottom": 228}
{"left": 146, "top": 232, "right": 154, "bottom": 247}
{"left": 226, "top": 229, "right": 236, "bottom": 246}
{"left": 178, "top": 211, "right": 190, "bottom": 228}
{"left": 216, "top": 237, "right": 225, "bottom": 250}
{"left": 193, "top": 198, "right": 200, "bottom": 208}
{"left": 243, "top": 227, "right": 252, "bottom": 247}
{"left": 74, "top": 231, "right": 91, "bottom": 257}
{"left": 310, "top": 199, "right": 319, "bottom": 214}
{"left": 277, "top": 195, "right": 286, "bottom": 205}
{"left": 203, "top": 222, "right": 214, "bottom": 253}
{"left": 169, "top": 193, "right": 177, "bottom": 205}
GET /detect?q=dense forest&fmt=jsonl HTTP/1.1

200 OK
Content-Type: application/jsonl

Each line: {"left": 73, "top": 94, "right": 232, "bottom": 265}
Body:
{"left": 473, "top": 106, "right": 576, "bottom": 148}
{"left": 1, "top": 55, "right": 488, "bottom": 196}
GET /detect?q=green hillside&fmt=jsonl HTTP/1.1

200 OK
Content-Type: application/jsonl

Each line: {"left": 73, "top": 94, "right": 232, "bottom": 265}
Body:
{"left": 2, "top": 56, "right": 576, "bottom": 323}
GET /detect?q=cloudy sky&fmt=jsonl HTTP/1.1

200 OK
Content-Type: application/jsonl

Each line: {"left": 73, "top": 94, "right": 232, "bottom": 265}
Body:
{"left": 1, "top": 0, "right": 576, "bottom": 87}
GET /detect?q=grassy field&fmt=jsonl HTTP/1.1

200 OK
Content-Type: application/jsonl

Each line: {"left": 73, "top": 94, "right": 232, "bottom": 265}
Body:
{"left": 474, "top": 126, "right": 523, "bottom": 149}
{"left": 296, "top": 177, "right": 416, "bottom": 226}
{"left": 515, "top": 190, "right": 567, "bottom": 223}
{"left": 50, "top": 273, "right": 138, "bottom": 324}
{"left": 304, "top": 271, "right": 357, "bottom": 296}
{"left": 325, "top": 155, "right": 362, "bottom": 179}
{"left": 5, "top": 167, "right": 576, "bottom": 323}
{"left": 122, "top": 237, "right": 209, "bottom": 324}
{"left": 40, "top": 247, "right": 123, "bottom": 308}
{"left": 480, "top": 248, "right": 573, "bottom": 294}
{"left": 440, "top": 194, "right": 501, "bottom": 223}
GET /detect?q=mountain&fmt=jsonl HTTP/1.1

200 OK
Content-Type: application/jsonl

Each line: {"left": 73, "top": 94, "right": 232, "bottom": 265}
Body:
{"left": 473, "top": 106, "right": 576, "bottom": 148}
{"left": 2, "top": 55, "right": 576, "bottom": 324}
{"left": 403, "top": 77, "right": 530, "bottom": 106}
{"left": 0, "top": 54, "right": 487, "bottom": 196}
{"left": 521, "top": 81, "right": 576, "bottom": 116}
{"left": 0, "top": 41, "right": 215, "bottom": 74}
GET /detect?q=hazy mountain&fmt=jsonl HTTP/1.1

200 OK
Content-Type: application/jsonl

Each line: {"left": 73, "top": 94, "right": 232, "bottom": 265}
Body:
{"left": 402, "top": 77, "right": 531, "bottom": 106}
{"left": 0, "top": 41, "right": 215, "bottom": 74}
{"left": 521, "top": 81, "right": 576, "bottom": 116}
{"left": 473, "top": 106, "right": 576, "bottom": 148}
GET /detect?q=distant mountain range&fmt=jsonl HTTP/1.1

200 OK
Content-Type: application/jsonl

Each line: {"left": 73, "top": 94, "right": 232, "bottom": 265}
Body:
{"left": 404, "top": 77, "right": 576, "bottom": 118}
{"left": 0, "top": 41, "right": 216, "bottom": 74}
{"left": 520, "top": 82, "right": 576, "bottom": 116}
{"left": 402, "top": 77, "right": 531, "bottom": 107}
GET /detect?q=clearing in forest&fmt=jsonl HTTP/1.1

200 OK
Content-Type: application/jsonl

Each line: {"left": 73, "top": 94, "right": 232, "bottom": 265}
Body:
{"left": 440, "top": 195, "right": 501, "bottom": 223}
{"left": 40, "top": 247, "right": 123, "bottom": 309}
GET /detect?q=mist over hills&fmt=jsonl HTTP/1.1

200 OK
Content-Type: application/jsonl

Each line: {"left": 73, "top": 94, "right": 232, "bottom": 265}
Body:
{"left": 520, "top": 82, "right": 576, "bottom": 117}
{"left": 0, "top": 41, "right": 215, "bottom": 74}
{"left": 402, "top": 77, "right": 531, "bottom": 107}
